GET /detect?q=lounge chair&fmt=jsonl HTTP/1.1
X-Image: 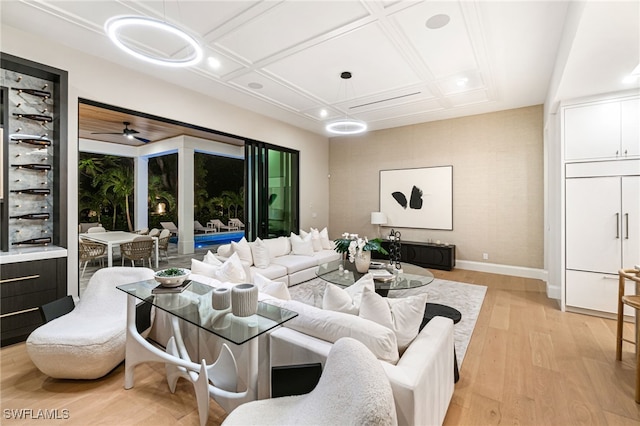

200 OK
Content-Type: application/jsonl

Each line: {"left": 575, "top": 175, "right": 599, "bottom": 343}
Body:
{"left": 160, "top": 221, "right": 179, "bottom": 236}
{"left": 194, "top": 220, "right": 215, "bottom": 234}
{"left": 229, "top": 218, "right": 245, "bottom": 229}
{"left": 209, "top": 219, "right": 236, "bottom": 232}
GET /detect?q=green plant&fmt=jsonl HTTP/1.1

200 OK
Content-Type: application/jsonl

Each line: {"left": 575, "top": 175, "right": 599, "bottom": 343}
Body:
{"left": 334, "top": 233, "right": 388, "bottom": 262}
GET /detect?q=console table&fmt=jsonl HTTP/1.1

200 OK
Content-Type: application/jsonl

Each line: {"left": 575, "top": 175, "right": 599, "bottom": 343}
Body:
{"left": 117, "top": 280, "right": 297, "bottom": 426}
{"left": 373, "top": 241, "right": 456, "bottom": 271}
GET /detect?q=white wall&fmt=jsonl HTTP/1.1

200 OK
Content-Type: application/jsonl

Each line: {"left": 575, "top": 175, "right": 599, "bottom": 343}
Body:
{"left": 2, "top": 24, "right": 330, "bottom": 298}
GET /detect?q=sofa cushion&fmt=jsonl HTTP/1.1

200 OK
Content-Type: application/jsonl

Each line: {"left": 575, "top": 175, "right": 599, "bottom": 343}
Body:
{"left": 322, "top": 274, "right": 375, "bottom": 315}
{"left": 272, "top": 254, "right": 318, "bottom": 274}
{"left": 301, "top": 229, "right": 322, "bottom": 252}
{"left": 359, "top": 287, "right": 428, "bottom": 352}
{"left": 249, "top": 264, "right": 288, "bottom": 282}
{"left": 217, "top": 244, "right": 233, "bottom": 258}
{"left": 191, "top": 252, "right": 247, "bottom": 283}
{"left": 254, "top": 273, "right": 291, "bottom": 300}
{"left": 250, "top": 238, "right": 271, "bottom": 269}
{"left": 203, "top": 250, "right": 222, "bottom": 266}
{"left": 231, "top": 237, "right": 253, "bottom": 265}
{"left": 264, "top": 299, "right": 399, "bottom": 364}
{"left": 318, "top": 227, "right": 332, "bottom": 250}
{"left": 263, "top": 236, "right": 291, "bottom": 258}
{"left": 311, "top": 249, "right": 341, "bottom": 264}
{"left": 290, "top": 232, "right": 314, "bottom": 256}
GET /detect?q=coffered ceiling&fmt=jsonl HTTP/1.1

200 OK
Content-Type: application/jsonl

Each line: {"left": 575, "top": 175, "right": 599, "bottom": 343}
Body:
{"left": 2, "top": 1, "right": 639, "bottom": 143}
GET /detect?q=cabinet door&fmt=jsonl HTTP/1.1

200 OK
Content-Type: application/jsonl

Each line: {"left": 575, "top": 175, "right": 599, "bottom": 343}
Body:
{"left": 622, "top": 176, "right": 640, "bottom": 266}
{"left": 621, "top": 98, "right": 640, "bottom": 158}
{"left": 566, "top": 177, "right": 621, "bottom": 273}
{"left": 564, "top": 102, "right": 621, "bottom": 161}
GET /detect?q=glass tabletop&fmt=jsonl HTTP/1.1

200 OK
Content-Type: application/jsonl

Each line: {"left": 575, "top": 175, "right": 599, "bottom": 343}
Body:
{"left": 316, "top": 259, "right": 434, "bottom": 293}
{"left": 117, "top": 280, "right": 298, "bottom": 345}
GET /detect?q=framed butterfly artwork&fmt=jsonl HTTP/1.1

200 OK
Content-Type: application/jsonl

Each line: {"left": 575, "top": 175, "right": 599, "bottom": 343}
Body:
{"left": 379, "top": 166, "right": 453, "bottom": 230}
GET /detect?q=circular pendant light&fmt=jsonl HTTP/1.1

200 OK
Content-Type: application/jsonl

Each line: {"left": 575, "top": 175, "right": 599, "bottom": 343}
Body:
{"left": 105, "top": 16, "right": 203, "bottom": 67}
{"left": 325, "top": 119, "right": 368, "bottom": 135}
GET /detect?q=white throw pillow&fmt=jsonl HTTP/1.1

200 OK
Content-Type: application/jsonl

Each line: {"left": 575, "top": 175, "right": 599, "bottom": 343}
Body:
{"left": 254, "top": 273, "right": 291, "bottom": 300}
{"left": 319, "top": 227, "right": 332, "bottom": 250}
{"left": 250, "top": 238, "right": 271, "bottom": 269}
{"left": 231, "top": 237, "right": 253, "bottom": 265}
{"left": 290, "top": 232, "right": 314, "bottom": 256}
{"left": 215, "top": 252, "right": 247, "bottom": 283}
{"left": 203, "top": 250, "right": 222, "bottom": 266}
{"left": 217, "top": 244, "right": 233, "bottom": 258}
{"left": 309, "top": 228, "right": 323, "bottom": 252}
{"left": 322, "top": 273, "right": 375, "bottom": 315}
{"left": 358, "top": 287, "right": 428, "bottom": 352}
{"left": 265, "top": 298, "right": 399, "bottom": 364}
{"left": 191, "top": 253, "right": 247, "bottom": 283}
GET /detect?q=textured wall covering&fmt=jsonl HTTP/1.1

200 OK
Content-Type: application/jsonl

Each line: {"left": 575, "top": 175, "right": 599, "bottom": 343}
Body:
{"left": 329, "top": 105, "right": 543, "bottom": 269}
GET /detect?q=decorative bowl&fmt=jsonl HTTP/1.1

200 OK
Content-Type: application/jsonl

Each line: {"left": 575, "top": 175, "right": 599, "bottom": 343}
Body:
{"left": 154, "top": 268, "right": 190, "bottom": 287}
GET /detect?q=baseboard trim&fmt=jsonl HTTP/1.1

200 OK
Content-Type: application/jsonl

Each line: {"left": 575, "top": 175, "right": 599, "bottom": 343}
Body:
{"left": 455, "top": 260, "right": 547, "bottom": 281}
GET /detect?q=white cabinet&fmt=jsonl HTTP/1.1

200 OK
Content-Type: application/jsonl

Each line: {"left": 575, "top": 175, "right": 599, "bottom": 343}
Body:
{"left": 565, "top": 175, "right": 640, "bottom": 314}
{"left": 564, "top": 97, "right": 640, "bottom": 161}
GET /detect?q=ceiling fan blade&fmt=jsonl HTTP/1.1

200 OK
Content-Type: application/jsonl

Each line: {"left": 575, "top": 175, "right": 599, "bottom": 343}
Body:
{"left": 134, "top": 136, "right": 151, "bottom": 143}
{"left": 91, "top": 132, "right": 125, "bottom": 135}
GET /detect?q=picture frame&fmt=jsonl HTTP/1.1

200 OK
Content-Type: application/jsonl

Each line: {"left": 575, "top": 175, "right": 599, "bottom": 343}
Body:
{"left": 379, "top": 166, "right": 453, "bottom": 230}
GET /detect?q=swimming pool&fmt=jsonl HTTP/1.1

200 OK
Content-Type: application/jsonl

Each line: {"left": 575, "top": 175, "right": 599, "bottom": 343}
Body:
{"left": 170, "top": 231, "right": 245, "bottom": 248}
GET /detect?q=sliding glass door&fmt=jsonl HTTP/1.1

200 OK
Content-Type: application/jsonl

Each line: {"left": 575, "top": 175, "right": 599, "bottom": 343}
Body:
{"left": 245, "top": 141, "right": 298, "bottom": 240}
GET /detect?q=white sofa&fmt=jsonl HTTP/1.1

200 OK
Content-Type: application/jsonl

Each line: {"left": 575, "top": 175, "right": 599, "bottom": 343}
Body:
{"left": 216, "top": 234, "right": 340, "bottom": 286}
{"left": 263, "top": 298, "right": 455, "bottom": 426}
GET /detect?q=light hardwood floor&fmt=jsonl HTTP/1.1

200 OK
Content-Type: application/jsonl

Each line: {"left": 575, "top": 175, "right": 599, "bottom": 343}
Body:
{"left": 2, "top": 268, "right": 639, "bottom": 425}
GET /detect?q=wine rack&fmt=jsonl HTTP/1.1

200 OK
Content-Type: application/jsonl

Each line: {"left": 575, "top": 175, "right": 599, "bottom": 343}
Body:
{"left": 1, "top": 53, "right": 68, "bottom": 252}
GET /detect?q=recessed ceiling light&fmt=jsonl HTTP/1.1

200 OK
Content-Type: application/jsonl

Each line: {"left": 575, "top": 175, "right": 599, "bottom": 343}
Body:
{"left": 248, "top": 82, "right": 263, "bottom": 89}
{"left": 207, "top": 56, "right": 221, "bottom": 69}
{"left": 426, "top": 14, "right": 450, "bottom": 30}
{"left": 105, "top": 16, "right": 203, "bottom": 67}
{"left": 320, "top": 109, "right": 328, "bottom": 118}
{"left": 456, "top": 77, "right": 469, "bottom": 87}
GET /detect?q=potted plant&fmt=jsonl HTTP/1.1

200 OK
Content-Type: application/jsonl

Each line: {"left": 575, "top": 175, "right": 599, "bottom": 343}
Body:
{"left": 334, "top": 233, "right": 388, "bottom": 273}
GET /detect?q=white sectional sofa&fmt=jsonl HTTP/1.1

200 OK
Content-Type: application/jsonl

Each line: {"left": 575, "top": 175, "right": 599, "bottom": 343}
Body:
{"left": 263, "top": 297, "right": 455, "bottom": 426}
{"left": 215, "top": 233, "right": 340, "bottom": 286}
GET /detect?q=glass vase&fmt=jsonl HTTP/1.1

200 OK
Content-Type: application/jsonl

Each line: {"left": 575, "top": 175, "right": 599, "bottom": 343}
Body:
{"left": 354, "top": 250, "right": 371, "bottom": 273}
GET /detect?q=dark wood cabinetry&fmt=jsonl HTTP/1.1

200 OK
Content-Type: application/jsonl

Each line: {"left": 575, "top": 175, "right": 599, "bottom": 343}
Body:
{"left": 1, "top": 258, "right": 67, "bottom": 346}
{"left": 373, "top": 241, "right": 456, "bottom": 271}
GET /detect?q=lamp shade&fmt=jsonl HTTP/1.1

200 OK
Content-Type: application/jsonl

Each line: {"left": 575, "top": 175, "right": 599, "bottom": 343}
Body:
{"left": 371, "top": 212, "right": 387, "bottom": 225}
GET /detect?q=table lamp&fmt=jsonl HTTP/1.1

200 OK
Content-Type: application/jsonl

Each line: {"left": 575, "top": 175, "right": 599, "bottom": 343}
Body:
{"left": 371, "top": 212, "right": 387, "bottom": 237}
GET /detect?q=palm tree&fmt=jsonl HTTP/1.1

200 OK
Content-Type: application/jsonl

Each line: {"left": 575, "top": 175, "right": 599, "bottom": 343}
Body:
{"left": 148, "top": 174, "right": 175, "bottom": 213}
{"left": 101, "top": 167, "right": 134, "bottom": 231}
{"left": 221, "top": 190, "right": 242, "bottom": 218}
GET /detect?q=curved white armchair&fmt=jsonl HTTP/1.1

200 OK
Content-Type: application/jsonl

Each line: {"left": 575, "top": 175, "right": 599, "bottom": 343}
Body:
{"left": 223, "top": 337, "right": 398, "bottom": 425}
{"left": 26, "top": 267, "right": 155, "bottom": 379}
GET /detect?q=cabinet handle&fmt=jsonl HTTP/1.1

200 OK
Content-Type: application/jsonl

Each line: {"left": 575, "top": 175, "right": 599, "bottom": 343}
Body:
{"left": 625, "top": 213, "right": 629, "bottom": 239}
{"left": 0, "top": 306, "right": 39, "bottom": 318}
{"left": 616, "top": 213, "right": 620, "bottom": 239}
{"left": 0, "top": 274, "right": 40, "bottom": 284}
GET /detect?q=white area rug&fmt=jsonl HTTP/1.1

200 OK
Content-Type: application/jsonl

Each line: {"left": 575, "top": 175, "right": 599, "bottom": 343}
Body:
{"left": 288, "top": 278, "right": 487, "bottom": 368}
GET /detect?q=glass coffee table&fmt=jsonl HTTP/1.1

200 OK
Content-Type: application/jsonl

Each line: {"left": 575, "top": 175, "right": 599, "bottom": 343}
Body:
{"left": 316, "top": 259, "right": 434, "bottom": 296}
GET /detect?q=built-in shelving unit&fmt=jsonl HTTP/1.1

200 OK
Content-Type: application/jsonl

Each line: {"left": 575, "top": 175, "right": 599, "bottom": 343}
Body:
{"left": 1, "top": 53, "right": 68, "bottom": 346}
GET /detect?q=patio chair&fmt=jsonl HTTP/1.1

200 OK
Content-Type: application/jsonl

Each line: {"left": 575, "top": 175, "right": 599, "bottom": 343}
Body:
{"left": 229, "top": 218, "right": 245, "bottom": 229}
{"left": 158, "top": 229, "right": 171, "bottom": 261}
{"left": 87, "top": 226, "right": 107, "bottom": 233}
{"left": 209, "top": 219, "right": 236, "bottom": 232}
{"left": 160, "top": 221, "right": 179, "bottom": 236}
{"left": 148, "top": 228, "right": 160, "bottom": 238}
{"left": 194, "top": 220, "right": 215, "bottom": 234}
{"left": 79, "top": 238, "right": 107, "bottom": 278}
{"left": 120, "top": 236, "right": 154, "bottom": 267}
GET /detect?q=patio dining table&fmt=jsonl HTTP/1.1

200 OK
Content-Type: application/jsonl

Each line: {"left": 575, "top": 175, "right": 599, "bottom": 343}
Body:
{"left": 81, "top": 231, "right": 158, "bottom": 268}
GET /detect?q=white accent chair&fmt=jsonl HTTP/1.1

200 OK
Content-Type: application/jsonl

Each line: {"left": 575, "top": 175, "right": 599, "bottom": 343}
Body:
{"left": 26, "top": 267, "right": 155, "bottom": 379}
{"left": 222, "top": 337, "right": 398, "bottom": 426}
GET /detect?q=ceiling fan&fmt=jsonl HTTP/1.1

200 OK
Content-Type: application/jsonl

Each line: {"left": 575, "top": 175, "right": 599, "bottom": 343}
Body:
{"left": 91, "top": 121, "right": 151, "bottom": 143}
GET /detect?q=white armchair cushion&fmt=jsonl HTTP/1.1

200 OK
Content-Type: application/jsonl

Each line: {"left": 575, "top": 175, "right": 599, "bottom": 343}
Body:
{"left": 265, "top": 299, "right": 399, "bottom": 364}
{"left": 290, "top": 232, "right": 314, "bottom": 256}
{"left": 322, "top": 273, "right": 375, "bottom": 315}
{"left": 254, "top": 273, "right": 291, "bottom": 300}
{"left": 231, "top": 237, "right": 253, "bottom": 265}
{"left": 358, "top": 287, "right": 428, "bottom": 352}
{"left": 250, "top": 238, "right": 271, "bottom": 269}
